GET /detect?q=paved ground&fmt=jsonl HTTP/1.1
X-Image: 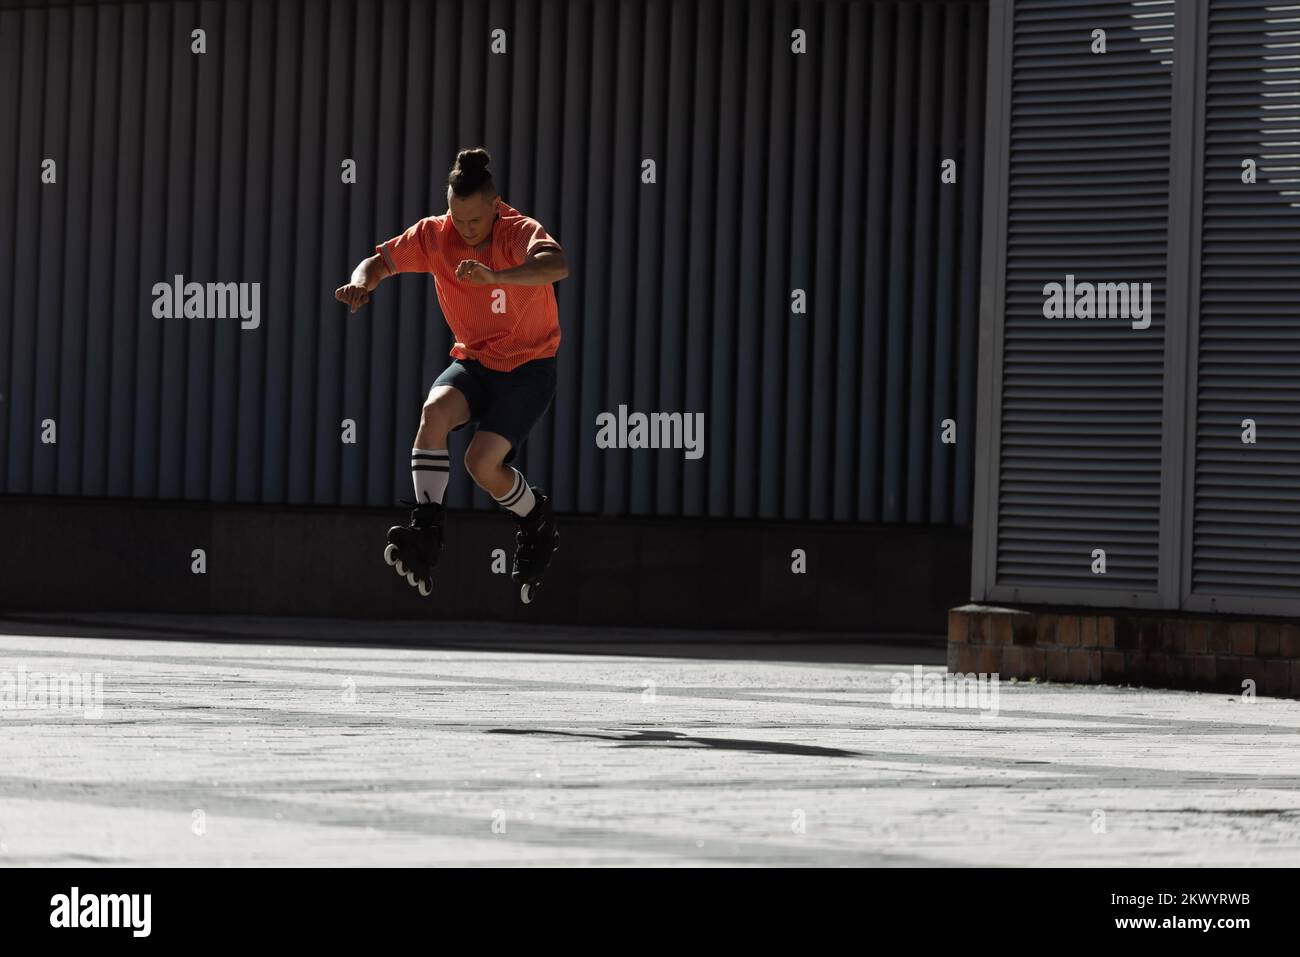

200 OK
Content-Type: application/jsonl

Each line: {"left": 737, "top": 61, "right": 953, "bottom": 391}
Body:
{"left": 1, "top": 614, "right": 1299, "bottom": 867}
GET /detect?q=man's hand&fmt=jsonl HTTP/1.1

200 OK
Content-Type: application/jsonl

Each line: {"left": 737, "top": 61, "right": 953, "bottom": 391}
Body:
{"left": 455, "top": 260, "right": 497, "bottom": 286}
{"left": 335, "top": 282, "right": 371, "bottom": 313}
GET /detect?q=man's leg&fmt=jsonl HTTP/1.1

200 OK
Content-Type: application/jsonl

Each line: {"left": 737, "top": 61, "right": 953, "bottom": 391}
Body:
{"left": 412, "top": 385, "right": 470, "bottom": 504}
{"left": 386, "top": 383, "right": 471, "bottom": 592}
{"left": 464, "top": 356, "right": 557, "bottom": 513}
{"left": 464, "top": 360, "right": 559, "bottom": 596}
{"left": 464, "top": 430, "right": 535, "bottom": 515}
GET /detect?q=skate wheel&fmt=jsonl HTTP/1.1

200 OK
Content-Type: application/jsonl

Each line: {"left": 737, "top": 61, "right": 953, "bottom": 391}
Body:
{"left": 395, "top": 560, "right": 407, "bottom": 576}
{"left": 417, "top": 579, "right": 432, "bottom": 597}
{"left": 406, "top": 571, "right": 418, "bottom": 587}
{"left": 384, "top": 543, "right": 399, "bottom": 566}
{"left": 521, "top": 582, "right": 537, "bottom": 604}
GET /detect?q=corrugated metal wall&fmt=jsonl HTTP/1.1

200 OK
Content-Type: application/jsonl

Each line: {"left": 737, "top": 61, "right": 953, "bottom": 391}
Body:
{"left": 0, "top": 0, "right": 986, "bottom": 522}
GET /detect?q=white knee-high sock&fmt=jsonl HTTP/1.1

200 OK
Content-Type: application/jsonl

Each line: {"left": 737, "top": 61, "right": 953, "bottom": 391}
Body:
{"left": 411, "top": 448, "right": 450, "bottom": 504}
{"left": 493, "top": 468, "right": 536, "bottom": 516}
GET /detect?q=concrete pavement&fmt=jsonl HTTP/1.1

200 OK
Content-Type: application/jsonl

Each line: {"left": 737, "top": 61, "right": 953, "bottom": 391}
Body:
{"left": 1, "top": 614, "right": 1298, "bottom": 866}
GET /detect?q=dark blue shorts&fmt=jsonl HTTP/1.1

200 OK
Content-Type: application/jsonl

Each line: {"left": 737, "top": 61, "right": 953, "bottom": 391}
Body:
{"left": 432, "top": 355, "right": 557, "bottom": 464}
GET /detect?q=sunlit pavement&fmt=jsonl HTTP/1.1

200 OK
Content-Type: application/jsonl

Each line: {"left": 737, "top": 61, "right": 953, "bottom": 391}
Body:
{"left": 1, "top": 614, "right": 1298, "bottom": 867}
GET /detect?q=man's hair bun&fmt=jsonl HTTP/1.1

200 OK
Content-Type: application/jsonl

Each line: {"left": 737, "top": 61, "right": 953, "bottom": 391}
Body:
{"left": 449, "top": 148, "right": 494, "bottom": 197}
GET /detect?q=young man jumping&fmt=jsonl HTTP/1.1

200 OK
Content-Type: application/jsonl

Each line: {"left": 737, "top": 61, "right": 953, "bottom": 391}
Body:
{"left": 334, "top": 147, "right": 568, "bottom": 602}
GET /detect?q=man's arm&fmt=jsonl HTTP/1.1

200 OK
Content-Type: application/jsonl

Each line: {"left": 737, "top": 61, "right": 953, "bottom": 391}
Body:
{"left": 353, "top": 253, "right": 390, "bottom": 289}
{"left": 457, "top": 249, "right": 569, "bottom": 287}
{"left": 334, "top": 253, "right": 390, "bottom": 313}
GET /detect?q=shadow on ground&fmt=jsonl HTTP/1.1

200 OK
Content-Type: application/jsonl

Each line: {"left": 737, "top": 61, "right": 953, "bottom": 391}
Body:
{"left": 488, "top": 728, "right": 865, "bottom": 757}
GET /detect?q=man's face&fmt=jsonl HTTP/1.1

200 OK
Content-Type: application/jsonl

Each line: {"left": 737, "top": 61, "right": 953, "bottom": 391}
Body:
{"left": 448, "top": 190, "right": 500, "bottom": 247}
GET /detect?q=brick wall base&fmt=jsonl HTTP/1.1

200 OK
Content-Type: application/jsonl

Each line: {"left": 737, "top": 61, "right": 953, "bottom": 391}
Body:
{"left": 949, "top": 605, "right": 1300, "bottom": 699}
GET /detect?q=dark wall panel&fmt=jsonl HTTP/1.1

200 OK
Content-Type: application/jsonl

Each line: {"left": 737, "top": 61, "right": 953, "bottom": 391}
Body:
{"left": 0, "top": 496, "right": 971, "bottom": 634}
{"left": 0, "top": 0, "right": 986, "bottom": 523}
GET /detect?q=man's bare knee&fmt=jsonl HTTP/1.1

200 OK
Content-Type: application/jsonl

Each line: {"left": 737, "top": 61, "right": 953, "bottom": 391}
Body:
{"left": 415, "top": 388, "right": 467, "bottom": 447}
{"left": 419, "top": 402, "right": 449, "bottom": 434}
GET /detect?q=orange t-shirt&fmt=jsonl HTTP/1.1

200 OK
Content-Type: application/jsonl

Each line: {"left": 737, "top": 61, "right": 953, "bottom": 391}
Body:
{"left": 376, "top": 200, "right": 563, "bottom": 371}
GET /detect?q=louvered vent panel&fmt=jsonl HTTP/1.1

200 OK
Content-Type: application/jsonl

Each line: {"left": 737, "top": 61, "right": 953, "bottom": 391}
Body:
{"left": 1191, "top": 1, "right": 1300, "bottom": 599}
{"left": 996, "top": 0, "right": 1174, "bottom": 590}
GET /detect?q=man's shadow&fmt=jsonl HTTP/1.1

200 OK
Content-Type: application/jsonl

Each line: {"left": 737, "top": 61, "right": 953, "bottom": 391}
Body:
{"left": 488, "top": 727, "right": 862, "bottom": 758}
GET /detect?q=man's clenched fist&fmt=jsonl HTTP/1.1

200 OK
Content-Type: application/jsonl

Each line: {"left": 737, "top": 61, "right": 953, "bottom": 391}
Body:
{"left": 455, "top": 260, "right": 497, "bottom": 285}
{"left": 335, "top": 282, "right": 371, "bottom": 313}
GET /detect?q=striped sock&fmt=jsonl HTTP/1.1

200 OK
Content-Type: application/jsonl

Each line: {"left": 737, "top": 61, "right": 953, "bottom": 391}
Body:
{"left": 493, "top": 468, "right": 536, "bottom": 517}
{"left": 411, "top": 448, "right": 450, "bottom": 504}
